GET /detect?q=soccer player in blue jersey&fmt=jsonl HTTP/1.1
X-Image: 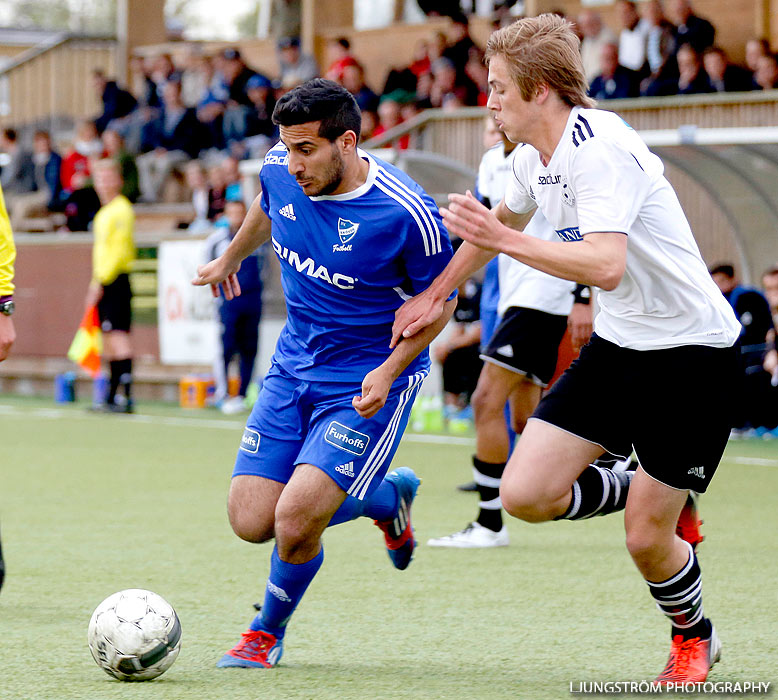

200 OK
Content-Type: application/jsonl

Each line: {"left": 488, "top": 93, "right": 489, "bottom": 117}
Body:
{"left": 193, "top": 79, "right": 456, "bottom": 669}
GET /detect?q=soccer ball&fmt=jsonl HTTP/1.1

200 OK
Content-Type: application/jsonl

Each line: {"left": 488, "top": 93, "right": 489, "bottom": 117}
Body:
{"left": 87, "top": 589, "right": 182, "bottom": 681}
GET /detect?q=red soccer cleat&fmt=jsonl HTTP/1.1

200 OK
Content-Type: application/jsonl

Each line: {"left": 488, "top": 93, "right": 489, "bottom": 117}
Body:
{"left": 656, "top": 628, "right": 721, "bottom": 684}
{"left": 217, "top": 629, "right": 283, "bottom": 668}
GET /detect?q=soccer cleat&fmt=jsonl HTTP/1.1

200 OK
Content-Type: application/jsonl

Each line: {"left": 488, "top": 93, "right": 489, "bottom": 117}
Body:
{"left": 374, "top": 467, "right": 420, "bottom": 571}
{"left": 427, "top": 521, "right": 509, "bottom": 548}
{"left": 656, "top": 627, "right": 721, "bottom": 684}
{"left": 676, "top": 492, "right": 704, "bottom": 551}
{"left": 217, "top": 629, "right": 283, "bottom": 668}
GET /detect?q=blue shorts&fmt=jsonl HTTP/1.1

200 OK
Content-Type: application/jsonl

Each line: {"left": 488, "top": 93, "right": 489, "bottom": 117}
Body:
{"left": 233, "top": 362, "right": 427, "bottom": 500}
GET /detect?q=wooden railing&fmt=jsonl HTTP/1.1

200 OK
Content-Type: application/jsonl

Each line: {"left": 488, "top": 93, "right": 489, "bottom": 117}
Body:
{"left": 0, "top": 34, "right": 116, "bottom": 129}
{"left": 365, "top": 91, "right": 778, "bottom": 171}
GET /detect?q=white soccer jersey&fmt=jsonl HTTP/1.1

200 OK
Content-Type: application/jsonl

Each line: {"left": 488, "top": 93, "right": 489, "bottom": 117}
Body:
{"left": 477, "top": 143, "right": 574, "bottom": 318}
{"left": 505, "top": 107, "right": 740, "bottom": 350}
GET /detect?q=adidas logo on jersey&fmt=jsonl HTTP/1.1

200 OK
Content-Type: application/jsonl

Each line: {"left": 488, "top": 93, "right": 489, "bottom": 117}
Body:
{"left": 335, "top": 461, "right": 355, "bottom": 477}
{"left": 687, "top": 466, "right": 705, "bottom": 479}
{"left": 279, "top": 203, "right": 296, "bottom": 220}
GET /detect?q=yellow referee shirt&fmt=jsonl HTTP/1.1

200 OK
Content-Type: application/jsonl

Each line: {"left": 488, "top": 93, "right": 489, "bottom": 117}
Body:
{"left": 0, "top": 184, "right": 15, "bottom": 297}
{"left": 92, "top": 194, "right": 136, "bottom": 286}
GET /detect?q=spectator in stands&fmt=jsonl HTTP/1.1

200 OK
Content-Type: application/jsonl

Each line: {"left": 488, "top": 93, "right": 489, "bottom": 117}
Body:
{"left": 669, "top": 0, "right": 715, "bottom": 55}
{"left": 443, "top": 13, "right": 476, "bottom": 78}
{"left": 243, "top": 74, "right": 277, "bottom": 159}
{"left": 60, "top": 121, "right": 103, "bottom": 197}
{"left": 641, "top": 0, "right": 678, "bottom": 90}
{"left": 464, "top": 46, "right": 489, "bottom": 105}
{"left": 433, "top": 274, "right": 482, "bottom": 420}
{"left": 702, "top": 47, "right": 753, "bottom": 93}
{"left": 221, "top": 156, "right": 243, "bottom": 202}
{"left": 149, "top": 54, "right": 181, "bottom": 106}
{"left": 616, "top": 0, "right": 649, "bottom": 76}
{"left": 589, "top": 43, "right": 640, "bottom": 100}
{"left": 92, "top": 69, "right": 137, "bottom": 135}
{"left": 340, "top": 63, "right": 379, "bottom": 113}
{"left": 220, "top": 48, "right": 266, "bottom": 150}
{"left": 359, "top": 109, "right": 378, "bottom": 143}
{"left": 0, "top": 129, "right": 34, "bottom": 196}
{"left": 429, "top": 56, "right": 480, "bottom": 108}
{"left": 676, "top": 44, "right": 714, "bottom": 94}
{"left": 4, "top": 130, "right": 61, "bottom": 231}
{"left": 409, "top": 39, "right": 432, "bottom": 79}
{"left": 578, "top": 9, "right": 618, "bottom": 83}
{"left": 102, "top": 129, "right": 139, "bottom": 203}
{"left": 184, "top": 161, "right": 215, "bottom": 235}
{"left": 754, "top": 53, "right": 778, "bottom": 91}
{"left": 207, "top": 163, "right": 227, "bottom": 220}
{"left": 762, "top": 266, "right": 778, "bottom": 328}
{"left": 711, "top": 263, "right": 775, "bottom": 432}
{"left": 61, "top": 168, "right": 101, "bottom": 233}
{"left": 32, "top": 130, "right": 62, "bottom": 210}
{"left": 277, "top": 37, "right": 319, "bottom": 87}
{"left": 324, "top": 37, "right": 359, "bottom": 83}
{"left": 745, "top": 38, "right": 771, "bottom": 77}
{"left": 205, "top": 197, "right": 265, "bottom": 414}
{"left": 138, "top": 80, "right": 202, "bottom": 202}
{"left": 372, "top": 97, "right": 410, "bottom": 149}
{"left": 179, "top": 46, "right": 209, "bottom": 108}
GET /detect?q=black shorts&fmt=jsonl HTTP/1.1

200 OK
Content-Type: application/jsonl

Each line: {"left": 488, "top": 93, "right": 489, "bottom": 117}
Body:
{"left": 481, "top": 306, "right": 569, "bottom": 387}
{"left": 97, "top": 273, "right": 132, "bottom": 332}
{"left": 532, "top": 334, "right": 739, "bottom": 492}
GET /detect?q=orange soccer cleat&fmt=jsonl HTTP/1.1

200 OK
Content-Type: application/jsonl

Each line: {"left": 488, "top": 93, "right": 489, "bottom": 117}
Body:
{"left": 656, "top": 628, "right": 721, "bottom": 684}
{"left": 217, "top": 629, "right": 283, "bottom": 668}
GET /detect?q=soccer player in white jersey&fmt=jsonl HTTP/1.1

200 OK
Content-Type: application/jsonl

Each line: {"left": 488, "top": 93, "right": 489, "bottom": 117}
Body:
{"left": 428, "top": 127, "right": 592, "bottom": 548}
{"left": 194, "top": 79, "right": 456, "bottom": 669}
{"left": 392, "top": 15, "right": 740, "bottom": 684}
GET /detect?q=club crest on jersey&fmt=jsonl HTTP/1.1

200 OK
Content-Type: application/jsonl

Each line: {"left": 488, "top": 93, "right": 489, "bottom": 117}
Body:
{"left": 334, "top": 217, "right": 359, "bottom": 252}
{"left": 561, "top": 177, "right": 576, "bottom": 207}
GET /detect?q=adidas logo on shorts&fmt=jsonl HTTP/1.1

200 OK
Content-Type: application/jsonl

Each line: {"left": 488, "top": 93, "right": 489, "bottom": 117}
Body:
{"left": 279, "top": 203, "right": 296, "bottom": 220}
{"left": 335, "top": 461, "right": 355, "bottom": 477}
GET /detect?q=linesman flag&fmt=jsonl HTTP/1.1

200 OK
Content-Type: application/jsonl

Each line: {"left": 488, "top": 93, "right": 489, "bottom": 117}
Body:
{"left": 67, "top": 306, "right": 103, "bottom": 377}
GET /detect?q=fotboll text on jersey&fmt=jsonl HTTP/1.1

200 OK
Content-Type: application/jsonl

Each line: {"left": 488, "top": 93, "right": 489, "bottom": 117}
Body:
{"left": 271, "top": 237, "right": 356, "bottom": 289}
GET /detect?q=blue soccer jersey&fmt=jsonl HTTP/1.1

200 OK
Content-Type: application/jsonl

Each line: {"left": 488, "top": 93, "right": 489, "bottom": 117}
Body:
{"left": 259, "top": 143, "right": 454, "bottom": 382}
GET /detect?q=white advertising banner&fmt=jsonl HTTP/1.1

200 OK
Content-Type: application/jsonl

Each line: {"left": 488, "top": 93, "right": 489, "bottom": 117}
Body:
{"left": 157, "top": 239, "right": 219, "bottom": 365}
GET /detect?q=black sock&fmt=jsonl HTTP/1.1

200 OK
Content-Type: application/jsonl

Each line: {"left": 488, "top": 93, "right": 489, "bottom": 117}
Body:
{"left": 116, "top": 358, "right": 133, "bottom": 402}
{"left": 108, "top": 360, "right": 121, "bottom": 404}
{"left": 473, "top": 456, "right": 505, "bottom": 532}
{"left": 647, "top": 542, "right": 712, "bottom": 641}
{"left": 558, "top": 465, "right": 633, "bottom": 520}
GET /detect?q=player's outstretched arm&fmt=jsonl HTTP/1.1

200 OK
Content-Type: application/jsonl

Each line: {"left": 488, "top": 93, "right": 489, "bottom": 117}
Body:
{"left": 390, "top": 239, "right": 494, "bottom": 347}
{"left": 192, "top": 194, "right": 272, "bottom": 300}
{"left": 444, "top": 192, "right": 627, "bottom": 291}
{"left": 356, "top": 298, "right": 457, "bottom": 419}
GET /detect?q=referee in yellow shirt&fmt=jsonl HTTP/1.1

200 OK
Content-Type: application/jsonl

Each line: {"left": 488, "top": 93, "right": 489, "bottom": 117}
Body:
{"left": 85, "top": 159, "right": 136, "bottom": 412}
{"left": 0, "top": 182, "right": 15, "bottom": 363}
{"left": 0, "top": 182, "right": 15, "bottom": 592}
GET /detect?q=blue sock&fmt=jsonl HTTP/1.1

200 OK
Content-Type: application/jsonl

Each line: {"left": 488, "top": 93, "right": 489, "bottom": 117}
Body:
{"left": 327, "top": 479, "right": 399, "bottom": 527}
{"left": 250, "top": 545, "right": 324, "bottom": 639}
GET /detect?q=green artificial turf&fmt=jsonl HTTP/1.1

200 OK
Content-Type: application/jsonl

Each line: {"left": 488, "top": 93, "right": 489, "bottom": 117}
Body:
{"left": 1, "top": 396, "right": 776, "bottom": 700}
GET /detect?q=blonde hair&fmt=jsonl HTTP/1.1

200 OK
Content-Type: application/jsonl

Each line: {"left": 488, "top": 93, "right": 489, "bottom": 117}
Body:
{"left": 486, "top": 14, "right": 595, "bottom": 108}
